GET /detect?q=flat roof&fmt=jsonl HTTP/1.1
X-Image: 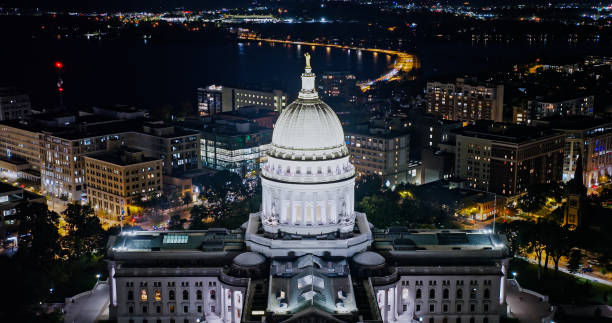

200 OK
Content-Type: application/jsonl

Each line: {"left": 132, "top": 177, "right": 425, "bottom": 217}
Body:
{"left": 84, "top": 151, "right": 161, "bottom": 166}
{"left": 110, "top": 230, "right": 245, "bottom": 253}
{"left": 344, "top": 126, "right": 409, "bottom": 139}
{"left": 536, "top": 115, "right": 612, "bottom": 131}
{"left": 454, "top": 122, "right": 563, "bottom": 144}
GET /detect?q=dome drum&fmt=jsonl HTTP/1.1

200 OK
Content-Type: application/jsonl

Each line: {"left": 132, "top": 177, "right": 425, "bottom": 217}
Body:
{"left": 260, "top": 177, "right": 355, "bottom": 235}
{"left": 261, "top": 155, "right": 355, "bottom": 184}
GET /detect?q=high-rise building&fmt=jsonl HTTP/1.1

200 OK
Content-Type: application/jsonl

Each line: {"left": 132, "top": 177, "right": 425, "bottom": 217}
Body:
{"left": 0, "top": 87, "right": 31, "bottom": 121}
{"left": 106, "top": 58, "right": 511, "bottom": 323}
{"left": 426, "top": 78, "right": 504, "bottom": 123}
{"left": 84, "top": 147, "right": 163, "bottom": 227}
{"left": 533, "top": 116, "right": 612, "bottom": 187}
{"left": 319, "top": 71, "right": 357, "bottom": 101}
{"left": 197, "top": 85, "right": 288, "bottom": 116}
{"left": 345, "top": 125, "right": 419, "bottom": 186}
{"left": 455, "top": 122, "right": 565, "bottom": 196}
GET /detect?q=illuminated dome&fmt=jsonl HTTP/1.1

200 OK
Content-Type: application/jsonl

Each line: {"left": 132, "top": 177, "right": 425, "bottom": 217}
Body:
{"left": 269, "top": 56, "right": 348, "bottom": 161}
{"left": 269, "top": 99, "right": 348, "bottom": 160}
{"left": 259, "top": 54, "right": 356, "bottom": 236}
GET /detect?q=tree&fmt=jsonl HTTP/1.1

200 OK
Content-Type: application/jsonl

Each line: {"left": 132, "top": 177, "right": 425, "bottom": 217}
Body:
{"left": 197, "top": 171, "right": 245, "bottom": 205}
{"left": 544, "top": 222, "right": 573, "bottom": 273}
{"left": 567, "top": 249, "right": 583, "bottom": 274}
{"left": 15, "top": 201, "right": 61, "bottom": 262}
{"left": 62, "top": 203, "right": 103, "bottom": 259}
{"left": 189, "top": 205, "right": 210, "bottom": 230}
{"left": 168, "top": 214, "right": 185, "bottom": 230}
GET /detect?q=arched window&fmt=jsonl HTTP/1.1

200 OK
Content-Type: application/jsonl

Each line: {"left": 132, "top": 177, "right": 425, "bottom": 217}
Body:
{"left": 484, "top": 318, "right": 489, "bottom": 323}
{"left": 140, "top": 289, "right": 148, "bottom": 301}
{"left": 183, "top": 290, "right": 189, "bottom": 300}
{"left": 127, "top": 290, "right": 134, "bottom": 301}
{"left": 469, "top": 318, "right": 475, "bottom": 323}
{"left": 154, "top": 290, "right": 161, "bottom": 301}
{"left": 402, "top": 288, "right": 409, "bottom": 300}
{"left": 443, "top": 288, "right": 449, "bottom": 299}
{"left": 470, "top": 288, "right": 477, "bottom": 300}
{"left": 210, "top": 290, "right": 216, "bottom": 300}
{"left": 484, "top": 288, "right": 490, "bottom": 299}
{"left": 197, "top": 290, "right": 202, "bottom": 300}
{"left": 416, "top": 289, "right": 422, "bottom": 299}
{"left": 429, "top": 289, "right": 435, "bottom": 299}
{"left": 169, "top": 290, "right": 175, "bottom": 300}
{"left": 456, "top": 289, "right": 463, "bottom": 299}
{"left": 456, "top": 318, "right": 461, "bottom": 323}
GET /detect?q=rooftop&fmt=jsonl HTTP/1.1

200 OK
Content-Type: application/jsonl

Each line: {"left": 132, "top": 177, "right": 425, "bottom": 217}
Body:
{"left": 344, "top": 125, "right": 410, "bottom": 139}
{"left": 535, "top": 115, "right": 612, "bottom": 131}
{"left": 84, "top": 150, "right": 161, "bottom": 166}
{"left": 454, "top": 122, "right": 563, "bottom": 144}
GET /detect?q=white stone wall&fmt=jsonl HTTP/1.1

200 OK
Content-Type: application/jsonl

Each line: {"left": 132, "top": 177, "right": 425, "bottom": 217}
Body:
{"left": 375, "top": 274, "right": 504, "bottom": 323}
{"left": 112, "top": 276, "right": 245, "bottom": 323}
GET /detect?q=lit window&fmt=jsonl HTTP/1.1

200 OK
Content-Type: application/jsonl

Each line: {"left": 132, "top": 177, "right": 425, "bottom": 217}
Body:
{"left": 141, "top": 289, "right": 148, "bottom": 301}
{"left": 155, "top": 290, "right": 161, "bottom": 301}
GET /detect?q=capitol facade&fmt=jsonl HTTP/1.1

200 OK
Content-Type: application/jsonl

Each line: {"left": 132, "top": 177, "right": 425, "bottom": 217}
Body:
{"left": 106, "top": 57, "right": 511, "bottom": 323}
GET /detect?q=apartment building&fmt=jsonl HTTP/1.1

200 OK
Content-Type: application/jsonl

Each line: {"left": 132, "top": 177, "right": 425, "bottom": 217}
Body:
{"left": 426, "top": 78, "right": 504, "bottom": 123}
{"left": 527, "top": 95, "right": 594, "bottom": 121}
{"left": 84, "top": 147, "right": 162, "bottom": 226}
{"left": 455, "top": 122, "right": 565, "bottom": 196}
{"left": 345, "top": 125, "right": 418, "bottom": 186}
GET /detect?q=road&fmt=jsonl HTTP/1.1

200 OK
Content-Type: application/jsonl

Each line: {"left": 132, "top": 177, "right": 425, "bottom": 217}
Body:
{"left": 521, "top": 256, "right": 612, "bottom": 287}
{"left": 64, "top": 282, "right": 109, "bottom": 323}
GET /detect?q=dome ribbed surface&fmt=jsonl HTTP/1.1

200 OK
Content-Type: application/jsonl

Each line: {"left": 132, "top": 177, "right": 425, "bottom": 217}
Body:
{"left": 270, "top": 98, "right": 348, "bottom": 160}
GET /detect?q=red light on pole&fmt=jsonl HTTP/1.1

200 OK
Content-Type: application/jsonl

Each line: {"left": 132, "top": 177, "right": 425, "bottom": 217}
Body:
{"left": 55, "top": 61, "right": 63, "bottom": 69}
{"left": 58, "top": 87, "right": 64, "bottom": 93}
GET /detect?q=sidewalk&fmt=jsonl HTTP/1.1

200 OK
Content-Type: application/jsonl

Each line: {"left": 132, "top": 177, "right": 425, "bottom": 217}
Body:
{"left": 506, "top": 279, "right": 554, "bottom": 323}
{"left": 64, "top": 282, "right": 109, "bottom": 323}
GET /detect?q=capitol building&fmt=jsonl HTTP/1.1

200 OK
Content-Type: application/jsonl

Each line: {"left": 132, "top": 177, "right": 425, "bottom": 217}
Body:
{"left": 106, "top": 56, "right": 511, "bottom": 323}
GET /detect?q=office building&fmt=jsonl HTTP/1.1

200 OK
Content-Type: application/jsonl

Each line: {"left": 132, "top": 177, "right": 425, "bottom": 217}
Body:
{"left": 0, "top": 87, "right": 31, "bottom": 121}
{"left": 84, "top": 146, "right": 163, "bottom": 227}
{"left": 455, "top": 122, "right": 565, "bottom": 196}
{"left": 107, "top": 58, "right": 511, "bottom": 323}
{"left": 197, "top": 85, "right": 288, "bottom": 116}
{"left": 126, "top": 123, "right": 200, "bottom": 176}
{"left": 0, "top": 120, "right": 43, "bottom": 182}
{"left": 426, "top": 78, "right": 504, "bottom": 123}
{"left": 200, "top": 121, "right": 272, "bottom": 178}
